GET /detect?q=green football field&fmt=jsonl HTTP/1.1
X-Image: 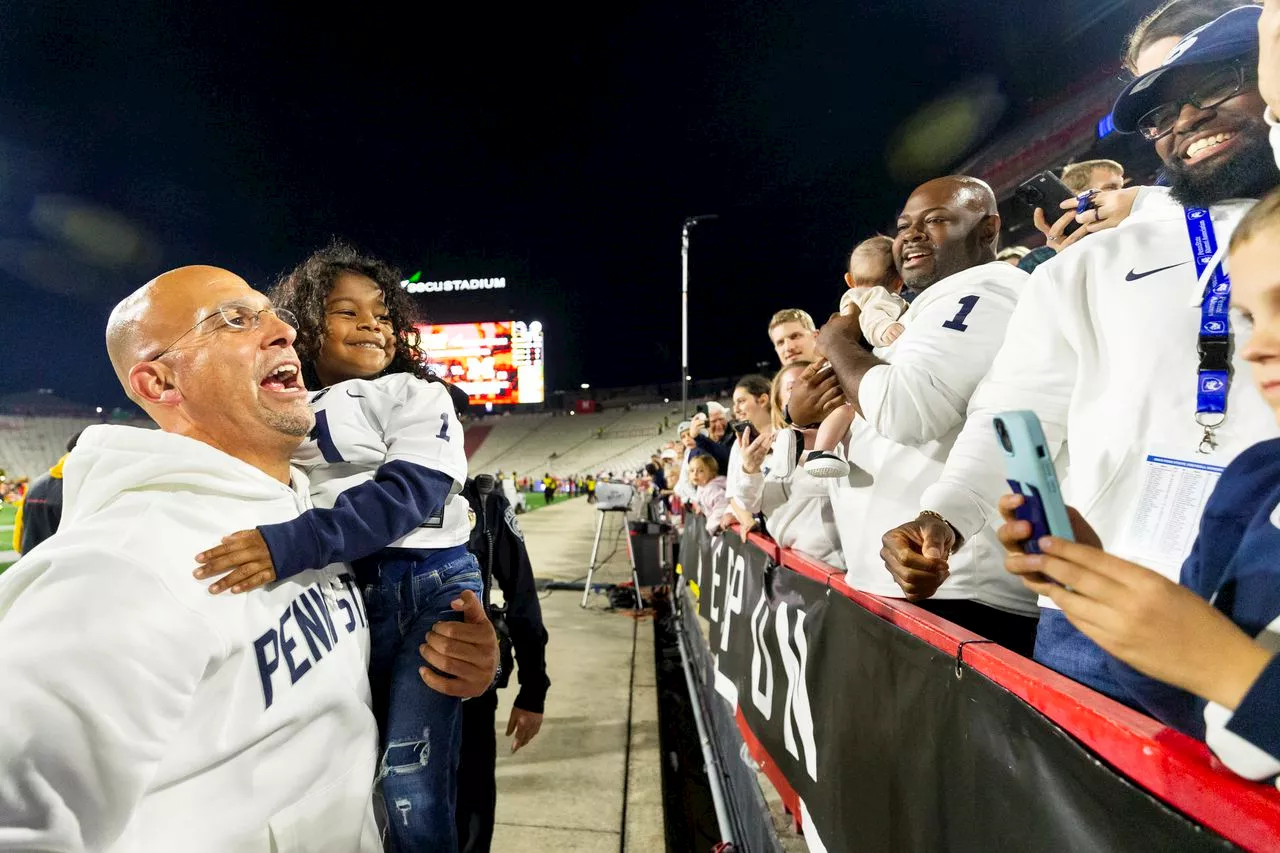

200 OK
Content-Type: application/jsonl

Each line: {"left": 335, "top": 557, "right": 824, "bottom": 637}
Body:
{"left": 0, "top": 503, "right": 17, "bottom": 574}
{"left": 519, "top": 491, "right": 579, "bottom": 512}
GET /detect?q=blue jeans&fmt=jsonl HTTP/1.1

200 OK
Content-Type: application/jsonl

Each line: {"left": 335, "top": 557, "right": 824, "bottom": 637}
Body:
{"left": 1035, "top": 608, "right": 1204, "bottom": 734}
{"left": 357, "top": 545, "right": 484, "bottom": 853}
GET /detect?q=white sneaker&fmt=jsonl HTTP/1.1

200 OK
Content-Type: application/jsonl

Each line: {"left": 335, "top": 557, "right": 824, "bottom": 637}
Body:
{"left": 804, "top": 449, "right": 850, "bottom": 479}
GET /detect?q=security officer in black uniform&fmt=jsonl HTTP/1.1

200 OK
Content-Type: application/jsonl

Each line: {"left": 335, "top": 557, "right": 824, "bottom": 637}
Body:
{"left": 456, "top": 473, "right": 550, "bottom": 853}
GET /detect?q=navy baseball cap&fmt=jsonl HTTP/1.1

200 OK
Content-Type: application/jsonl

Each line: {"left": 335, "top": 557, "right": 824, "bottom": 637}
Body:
{"left": 1111, "top": 5, "right": 1261, "bottom": 134}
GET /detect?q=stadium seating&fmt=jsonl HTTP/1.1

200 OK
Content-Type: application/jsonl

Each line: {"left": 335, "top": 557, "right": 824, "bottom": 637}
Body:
{"left": 0, "top": 416, "right": 107, "bottom": 479}
{"left": 466, "top": 403, "right": 698, "bottom": 479}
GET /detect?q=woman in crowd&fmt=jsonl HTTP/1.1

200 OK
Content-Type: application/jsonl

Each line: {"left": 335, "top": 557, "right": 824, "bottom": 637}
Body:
{"left": 722, "top": 374, "right": 775, "bottom": 528}
{"left": 731, "top": 361, "right": 843, "bottom": 569}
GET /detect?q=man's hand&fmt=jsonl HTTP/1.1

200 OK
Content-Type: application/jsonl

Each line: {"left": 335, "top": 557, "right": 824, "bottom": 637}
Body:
{"left": 1005, "top": 534, "right": 1273, "bottom": 711}
{"left": 420, "top": 590, "right": 499, "bottom": 698}
{"left": 815, "top": 313, "right": 862, "bottom": 360}
{"left": 879, "top": 513, "right": 957, "bottom": 601}
{"left": 194, "top": 529, "right": 278, "bottom": 594}
{"left": 690, "top": 413, "right": 709, "bottom": 435}
{"left": 1262, "top": 0, "right": 1280, "bottom": 114}
{"left": 786, "top": 360, "right": 845, "bottom": 427}
{"left": 507, "top": 707, "right": 544, "bottom": 753}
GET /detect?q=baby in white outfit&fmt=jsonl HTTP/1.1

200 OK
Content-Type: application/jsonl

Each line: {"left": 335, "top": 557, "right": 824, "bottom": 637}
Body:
{"left": 805, "top": 236, "right": 908, "bottom": 479}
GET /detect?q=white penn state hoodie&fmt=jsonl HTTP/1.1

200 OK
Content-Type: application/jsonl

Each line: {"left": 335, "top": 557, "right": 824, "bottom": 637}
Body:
{"left": 0, "top": 425, "right": 381, "bottom": 853}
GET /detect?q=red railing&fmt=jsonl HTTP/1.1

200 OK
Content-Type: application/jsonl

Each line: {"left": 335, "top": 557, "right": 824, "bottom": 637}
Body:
{"left": 733, "top": 526, "right": 1280, "bottom": 852}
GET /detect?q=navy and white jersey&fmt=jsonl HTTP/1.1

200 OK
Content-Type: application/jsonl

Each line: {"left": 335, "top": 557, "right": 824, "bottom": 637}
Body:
{"left": 258, "top": 373, "right": 470, "bottom": 578}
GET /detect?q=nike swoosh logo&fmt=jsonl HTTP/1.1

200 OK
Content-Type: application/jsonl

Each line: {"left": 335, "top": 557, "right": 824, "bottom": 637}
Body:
{"left": 1125, "top": 262, "right": 1189, "bottom": 281}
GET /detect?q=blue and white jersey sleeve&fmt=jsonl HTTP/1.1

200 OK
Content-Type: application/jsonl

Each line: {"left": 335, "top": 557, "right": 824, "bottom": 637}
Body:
{"left": 260, "top": 374, "right": 471, "bottom": 576}
{"left": 858, "top": 262, "right": 1023, "bottom": 447}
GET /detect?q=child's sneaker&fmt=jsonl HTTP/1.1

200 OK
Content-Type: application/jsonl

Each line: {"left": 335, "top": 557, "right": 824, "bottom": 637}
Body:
{"left": 804, "top": 449, "right": 850, "bottom": 479}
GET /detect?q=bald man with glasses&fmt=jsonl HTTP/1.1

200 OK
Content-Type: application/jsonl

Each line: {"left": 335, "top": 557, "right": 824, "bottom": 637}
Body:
{"left": 0, "top": 266, "right": 498, "bottom": 852}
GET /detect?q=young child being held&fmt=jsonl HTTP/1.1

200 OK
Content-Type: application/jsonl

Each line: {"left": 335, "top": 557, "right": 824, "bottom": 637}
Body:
{"left": 191, "top": 241, "right": 480, "bottom": 853}
{"left": 805, "top": 235, "right": 908, "bottom": 478}
{"left": 688, "top": 453, "right": 730, "bottom": 534}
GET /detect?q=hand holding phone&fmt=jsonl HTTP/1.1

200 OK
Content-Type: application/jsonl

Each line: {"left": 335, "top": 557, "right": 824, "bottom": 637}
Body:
{"left": 993, "top": 411, "right": 1074, "bottom": 554}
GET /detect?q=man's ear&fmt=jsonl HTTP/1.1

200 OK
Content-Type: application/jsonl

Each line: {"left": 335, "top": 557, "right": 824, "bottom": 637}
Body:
{"left": 128, "top": 362, "right": 183, "bottom": 407}
{"left": 979, "top": 213, "right": 1002, "bottom": 246}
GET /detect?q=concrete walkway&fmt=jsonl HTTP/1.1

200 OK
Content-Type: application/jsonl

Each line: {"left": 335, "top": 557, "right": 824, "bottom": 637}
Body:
{"left": 490, "top": 497, "right": 664, "bottom": 852}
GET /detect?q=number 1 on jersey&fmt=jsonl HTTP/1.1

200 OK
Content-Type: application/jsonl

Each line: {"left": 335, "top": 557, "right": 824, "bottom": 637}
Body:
{"left": 942, "top": 295, "right": 980, "bottom": 332}
{"left": 436, "top": 412, "right": 450, "bottom": 441}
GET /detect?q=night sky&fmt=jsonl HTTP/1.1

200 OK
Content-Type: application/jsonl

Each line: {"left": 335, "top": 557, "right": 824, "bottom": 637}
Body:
{"left": 0, "top": 0, "right": 1162, "bottom": 409}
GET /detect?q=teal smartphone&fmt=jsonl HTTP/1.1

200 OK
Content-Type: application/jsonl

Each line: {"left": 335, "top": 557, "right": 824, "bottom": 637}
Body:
{"left": 993, "top": 411, "right": 1074, "bottom": 554}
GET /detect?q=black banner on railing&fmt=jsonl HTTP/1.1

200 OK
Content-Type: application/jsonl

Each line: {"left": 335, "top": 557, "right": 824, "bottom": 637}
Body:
{"left": 678, "top": 515, "right": 1240, "bottom": 853}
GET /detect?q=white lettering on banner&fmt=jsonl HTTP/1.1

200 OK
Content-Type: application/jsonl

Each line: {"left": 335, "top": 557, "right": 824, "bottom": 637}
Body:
{"left": 750, "top": 590, "right": 774, "bottom": 719}
{"left": 401, "top": 277, "right": 508, "bottom": 294}
{"left": 776, "top": 603, "right": 818, "bottom": 782}
{"left": 719, "top": 552, "right": 745, "bottom": 652}
{"left": 709, "top": 537, "right": 726, "bottom": 621}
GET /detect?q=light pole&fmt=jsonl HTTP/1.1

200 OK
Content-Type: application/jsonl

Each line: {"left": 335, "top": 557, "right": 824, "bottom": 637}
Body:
{"left": 681, "top": 214, "right": 717, "bottom": 418}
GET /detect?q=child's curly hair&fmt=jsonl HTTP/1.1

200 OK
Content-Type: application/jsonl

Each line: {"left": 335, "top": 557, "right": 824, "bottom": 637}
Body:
{"left": 271, "top": 240, "right": 434, "bottom": 389}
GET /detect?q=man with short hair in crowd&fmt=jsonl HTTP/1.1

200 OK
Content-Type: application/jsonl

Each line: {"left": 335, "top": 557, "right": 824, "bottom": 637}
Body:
{"left": 0, "top": 266, "right": 499, "bottom": 851}
{"left": 882, "top": 5, "right": 1280, "bottom": 699}
{"left": 768, "top": 308, "right": 819, "bottom": 366}
{"left": 1061, "top": 158, "right": 1127, "bottom": 193}
{"left": 789, "top": 176, "right": 1038, "bottom": 654}
{"left": 690, "top": 400, "right": 734, "bottom": 472}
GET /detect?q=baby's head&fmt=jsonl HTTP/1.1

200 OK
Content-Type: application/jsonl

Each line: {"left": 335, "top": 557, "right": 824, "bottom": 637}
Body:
{"left": 844, "top": 235, "right": 902, "bottom": 293}
{"left": 688, "top": 453, "right": 719, "bottom": 487}
{"left": 1231, "top": 189, "right": 1280, "bottom": 424}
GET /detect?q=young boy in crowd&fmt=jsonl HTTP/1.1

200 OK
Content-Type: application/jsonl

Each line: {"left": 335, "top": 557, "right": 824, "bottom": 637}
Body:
{"left": 805, "top": 235, "right": 908, "bottom": 478}
{"left": 688, "top": 453, "right": 730, "bottom": 534}
{"left": 998, "top": 188, "right": 1280, "bottom": 784}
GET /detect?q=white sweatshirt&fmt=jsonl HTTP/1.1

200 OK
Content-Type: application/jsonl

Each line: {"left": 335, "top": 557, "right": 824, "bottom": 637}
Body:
{"left": 921, "top": 193, "right": 1280, "bottom": 610}
{"left": 831, "top": 261, "right": 1036, "bottom": 615}
{"left": 733, "top": 428, "right": 844, "bottom": 570}
{"left": 0, "top": 425, "right": 381, "bottom": 853}
{"left": 674, "top": 447, "right": 698, "bottom": 504}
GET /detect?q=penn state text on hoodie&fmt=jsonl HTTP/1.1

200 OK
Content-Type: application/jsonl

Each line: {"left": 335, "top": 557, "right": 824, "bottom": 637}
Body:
{"left": 0, "top": 425, "right": 381, "bottom": 852}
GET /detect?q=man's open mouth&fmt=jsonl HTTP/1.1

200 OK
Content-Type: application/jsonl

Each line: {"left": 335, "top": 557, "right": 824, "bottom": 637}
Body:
{"left": 261, "top": 363, "right": 304, "bottom": 393}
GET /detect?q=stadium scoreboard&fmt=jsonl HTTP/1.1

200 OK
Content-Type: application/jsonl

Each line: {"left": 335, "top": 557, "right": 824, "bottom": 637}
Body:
{"left": 416, "top": 320, "right": 545, "bottom": 406}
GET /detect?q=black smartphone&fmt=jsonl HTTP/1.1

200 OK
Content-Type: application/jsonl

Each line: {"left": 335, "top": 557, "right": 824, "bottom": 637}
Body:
{"left": 1015, "top": 171, "right": 1081, "bottom": 237}
{"left": 730, "top": 420, "right": 754, "bottom": 443}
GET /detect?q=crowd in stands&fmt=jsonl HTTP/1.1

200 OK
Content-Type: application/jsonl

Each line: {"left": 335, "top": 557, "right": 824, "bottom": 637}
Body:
{"left": 639, "top": 0, "right": 1280, "bottom": 791}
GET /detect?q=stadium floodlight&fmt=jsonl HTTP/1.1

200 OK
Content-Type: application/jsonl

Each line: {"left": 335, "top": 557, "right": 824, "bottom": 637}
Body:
{"left": 681, "top": 214, "right": 718, "bottom": 418}
{"left": 580, "top": 383, "right": 590, "bottom": 389}
{"left": 95, "top": 407, "right": 103, "bottom": 414}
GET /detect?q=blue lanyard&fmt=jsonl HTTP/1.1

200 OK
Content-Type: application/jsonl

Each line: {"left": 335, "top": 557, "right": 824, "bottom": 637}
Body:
{"left": 1184, "top": 207, "right": 1231, "bottom": 452}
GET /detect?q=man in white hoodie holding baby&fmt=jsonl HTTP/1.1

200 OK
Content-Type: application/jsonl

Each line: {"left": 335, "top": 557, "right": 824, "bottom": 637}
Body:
{"left": 0, "top": 266, "right": 498, "bottom": 852}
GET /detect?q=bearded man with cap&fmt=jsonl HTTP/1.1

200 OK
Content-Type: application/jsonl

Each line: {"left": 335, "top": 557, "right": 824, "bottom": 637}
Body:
{"left": 881, "top": 5, "right": 1280, "bottom": 706}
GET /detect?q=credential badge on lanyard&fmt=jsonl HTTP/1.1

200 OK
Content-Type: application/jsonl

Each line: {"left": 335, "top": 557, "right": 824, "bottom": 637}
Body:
{"left": 1186, "top": 207, "right": 1231, "bottom": 454}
